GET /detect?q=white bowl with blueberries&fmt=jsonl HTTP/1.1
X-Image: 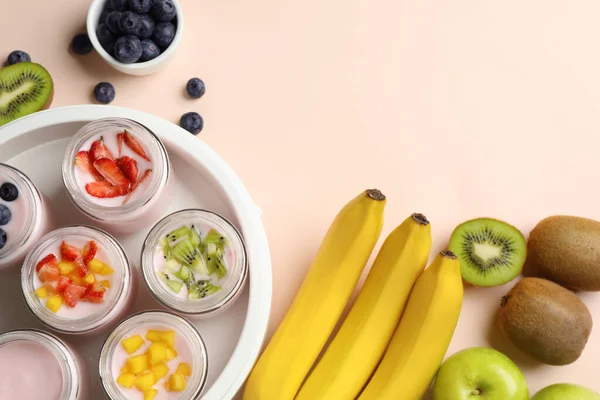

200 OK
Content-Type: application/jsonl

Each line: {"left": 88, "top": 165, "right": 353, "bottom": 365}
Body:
{"left": 87, "top": 0, "right": 183, "bottom": 76}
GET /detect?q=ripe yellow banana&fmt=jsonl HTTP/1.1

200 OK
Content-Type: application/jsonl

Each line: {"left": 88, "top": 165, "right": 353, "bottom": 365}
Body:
{"left": 295, "top": 213, "right": 432, "bottom": 400}
{"left": 358, "top": 250, "right": 464, "bottom": 400}
{"left": 243, "top": 189, "right": 386, "bottom": 400}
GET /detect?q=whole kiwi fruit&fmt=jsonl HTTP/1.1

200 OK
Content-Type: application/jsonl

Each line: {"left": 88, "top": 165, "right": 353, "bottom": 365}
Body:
{"left": 497, "top": 277, "right": 592, "bottom": 365}
{"left": 528, "top": 215, "right": 600, "bottom": 291}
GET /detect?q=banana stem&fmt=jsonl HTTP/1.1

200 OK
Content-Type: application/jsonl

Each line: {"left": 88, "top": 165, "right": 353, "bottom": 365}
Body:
{"left": 366, "top": 189, "right": 385, "bottom": 201}
{"left": 411, "top": 213, "right": 429, "bottom": 225}
{"left": 440, "top": 250, "right": 457, "bottom": 259}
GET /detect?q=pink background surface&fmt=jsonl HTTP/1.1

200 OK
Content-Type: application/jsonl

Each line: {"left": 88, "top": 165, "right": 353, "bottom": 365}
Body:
{"left": 2, "top": 0, "right": 600, "bottom": 396}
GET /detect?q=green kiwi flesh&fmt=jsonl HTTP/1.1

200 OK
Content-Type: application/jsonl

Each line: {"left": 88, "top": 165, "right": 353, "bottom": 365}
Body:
{"left": 0, "top": 62, "right": 53, "bottom": 127}
{"left": 449, "top": 218, "right": 526, "bottom": 286}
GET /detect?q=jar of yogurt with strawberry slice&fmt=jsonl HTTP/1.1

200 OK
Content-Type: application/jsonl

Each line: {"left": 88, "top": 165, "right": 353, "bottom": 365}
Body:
{"left": 0, "top": 329, "right": 88, "bottom": 399}
{"left": 21, "top": 225, "right": 135, "bottom": 334}
{"left": 0, "top": 163, "right": 53, "bottom": 270}
{"left": 62, "top": 118, "right": 172, "bottom": 233}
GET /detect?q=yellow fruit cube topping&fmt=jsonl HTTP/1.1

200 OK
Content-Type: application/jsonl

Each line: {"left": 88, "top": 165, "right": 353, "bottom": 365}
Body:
{"left": 147, "top": 342, "right": 168, "bottom": 366}
{"left": 166, "top": 347, "right": 178, "bottom": 360}
{"left": 134, "top": 371, "right": 157, "bottom": 391}
{"left": 116, "top": 372, "right": 136, "bottom": 389}
{"left": 126, "top": 354, "right": 149, "bottom": 375}
{"left": 99, "top": 280, "right": 111, "bottom": 289}
{"left": 169, "top": 373, "right": 186, "bottom": 392}
{"left": 150, "top": 362, "right": 169, "bottom": 380}
{"left": 88, "top": 258, "right": 109, "bottom": 274}
{"left": 35, "top": 287, "right": 49, "bottom": 298}
{"left": 121, "top": 335, "right": 145, "bottom": 355}
{"left": 83, "top": 273, "right": 95, "bottom": 285}
{"left": 175, "top": 362, "right": 191, "bottom": 377}
{"left": 144, "top": 388, "right": 158, "bottom": 400}
{"left": 57, "top": 261, "right": 75, "bottom": 275}
{"left": 46, "top": 295, "right": 63, "bottom": 313}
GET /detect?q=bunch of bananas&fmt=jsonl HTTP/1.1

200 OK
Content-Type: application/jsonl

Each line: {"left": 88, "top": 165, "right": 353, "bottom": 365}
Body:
{"left": 243, "top": 189, "right": 464, "bottom": 400}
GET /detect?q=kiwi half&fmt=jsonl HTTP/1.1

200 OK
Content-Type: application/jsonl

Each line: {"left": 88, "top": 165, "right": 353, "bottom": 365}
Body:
{"left": 449, "top": 218, "right": 526, "bottom": 286}
{"left": 0, "top": 62, "right": 53, "bottom": 127}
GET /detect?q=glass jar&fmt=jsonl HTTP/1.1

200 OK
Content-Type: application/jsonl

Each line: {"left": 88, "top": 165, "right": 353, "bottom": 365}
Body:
{"left": 61, "top": 117, "right": 172, "bottom": 233}
{"left": 0, "top": 329, "right": 87, "bottom": 399}
{"left": 0, "top": 163, "right": 53, "bottom": 270}
{"left": 99, "top": 310, "right": 209, "bottom": 399}
{"left": 141, "top": 209, "right": 248, "bottom": 318}
{"left": 21, "top": 225, "right": 135, "bottom": 334}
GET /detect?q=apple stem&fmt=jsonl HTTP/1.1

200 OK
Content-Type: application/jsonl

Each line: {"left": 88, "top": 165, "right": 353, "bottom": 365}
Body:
{"left": 472, "top": 389, "right": 481, "bottom": 395}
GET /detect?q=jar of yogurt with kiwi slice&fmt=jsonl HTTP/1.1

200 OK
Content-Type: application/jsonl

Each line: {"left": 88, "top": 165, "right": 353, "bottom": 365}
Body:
{"left": 141, "top": 209, "right": 248, "bottom": 318}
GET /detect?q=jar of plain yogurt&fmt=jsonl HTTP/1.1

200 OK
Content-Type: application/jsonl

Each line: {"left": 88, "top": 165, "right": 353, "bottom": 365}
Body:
{"left": 0, "top": 329, "right": 87, "bottom": 400}
{"left": 141, "top": 209, "right": 248, "bottom": 319}
{"left": 99, "top": 310, "right": 208, "bottom": 400}
{"left": 0, "top": 163, "right": 53, "bottom": 270}
{"left": 62, "top": 117, "right": 172, "bottom": 234}
{"left": 21, "top": 225, "right": 135, "bottom": 335}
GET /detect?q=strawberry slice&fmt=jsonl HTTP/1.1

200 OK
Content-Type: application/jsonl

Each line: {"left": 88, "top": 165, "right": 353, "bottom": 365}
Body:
{"left": 75, "top": 259, "right": 88, "bottom": 277}
{"left": 82, "top": 282, "right": 106, "bottom": 303}
{"left": 85, "top": 181, "right": 130, "bottom": 198}
{"left": 82, "top": 241, "right": 98, "bottom": 266}
{"left": 123, "top": 169, "right": 152, "bottom": 205}
{"left": 56, "top": 276, "right": 72, "bottom": 293}
{"left": 60, "top": 241, "right": 80, "bottom": 262}
{"left": 38, "top": 264, "right": 60, "bottom": 283}
{"left": 90, "top": 137, "right": 114, "bottom": 161}
{"left": 116, "top": 156, "right": 138, "bottom": 182}
{"left": 64, "top": 284, "right": 87, "bottom": 307}
{"left": 124, "top": 130, "right": 151, "bottom": 161}
{"left": 93, "top": 158, "right": 130, "bottom": 186}
{"left": 117, "top": 133, "right": 125, "bottom": 156}
{"left": 36, "top": 254, "right": 57, "bottom": 272}
{"left": 74, "top": 151, "right": 106, "bottom": 182}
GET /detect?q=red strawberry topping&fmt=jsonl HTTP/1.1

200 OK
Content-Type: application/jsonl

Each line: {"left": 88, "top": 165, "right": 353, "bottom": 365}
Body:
{"left": 85, "top": 181, "right": 130, "bottom": 198}
{"left": 117, "top": 133, "right": 125, "bottom": 156}
{"left": 82, "top": 282, "right": 106, "bottom": 303}
{"left": 123, "top": 169, "right": 152, "bottom": 205}
{"left": 64, "top": 284, "right": 87, "bottom": 307}
{"left": 82, "top": 241, "right": 98, "bottom": 266}
{"left": 116, "top": 156, "right": 139, "bottom": 182}
{"left": 56, "top": 276, "right": 72, "bottom": 293}
{"left": 60, "top": 241, "right": 80, "bottom": 262}
{"left": 36, "top": 254, "right": 57, "bottom": 272}
{"left": 90, "top": 137, "right": 114, "bottom": 161}
{"left": 75, "top": 259, "right": 88, "bottom": 277}
{"left": 93, "top": 158, "right": 130, "bottom": 186}
{"left": 74, "top": 151, "right": 106, "bottom": 182}
{"left": 124, "top": 130, "right": 151, "bottom": 161}
{"left": 38, "top": 264, "right": 60, "bottom": 283}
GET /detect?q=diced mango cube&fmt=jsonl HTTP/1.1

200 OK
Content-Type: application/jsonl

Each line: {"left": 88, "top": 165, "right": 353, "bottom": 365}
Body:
{"left": 175, "top": 362, "right": 191, "bottom": 377}
{"left": 116, "top": 372, "right": 136, "bottom": 389}
{"left": 160, "top": 331, "right": 175, "bottom": 347}
{"left": 58, "top": 261, "right": 75, "bottom": 275}
{"left": 166, "top": 347, "right": 178, "bottom": 360}
{"left": 151, "top": 362, "right": 169, "bottom": 380}
{"left": 121, "top": 335, "right": 145, "bottom": 355}
{"left": 88, "top": 258, "right": 109, "bottom": 274}
{"left": 134, "top": 371, "right": 157, "bottom": 391}
{"left": 144, "top": 388, "right": 158, "bottom": 400}
{"left": 169, "top": 373, "right": 186, "bottom": 392}
{"left": 163, "top": 380, "right": 170, "bottom": 391}
{"left": 147, "top": 342, "right": 168, "bottom": 365}
{"left": 99, "top": 280, "right": 111, "bottom": 289}
{"left": 100, "top": 266, "right": 114, "bottom": 276}
{"left": 46, "top": 295, "right": 63, "bottom": 313}
{"left": 120, "top": 364, "right": 130, "bottom": 374}
{"left": 68, "top": 272, "right": 83, "bottom": 286}
{"left": 35, "top": 287, "right": 49, "bottom": 298}
{"left": 126, "top": 354, "right": 149, "bottom": 374}
{"left": 146, "top": 330, "right": 162, "bottom": 342}
{"left": 83, "top": 273, "right": 95, "bottom": 285}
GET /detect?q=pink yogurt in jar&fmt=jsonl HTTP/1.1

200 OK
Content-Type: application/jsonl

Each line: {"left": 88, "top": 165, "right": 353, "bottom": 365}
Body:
{"left": 0, "top": 329, "right": 87, "bottom": 399}
{"left": 0, "top": 163, "right": 53, "bottom": 270}
{"left": 62, "top": 118, "right": 172, "bottom": 234}
{"left": 21, "top": 225, "right": 135, "bottom": 335}
{"left": 99, "top": 311, "right": 208, "bottom": 400}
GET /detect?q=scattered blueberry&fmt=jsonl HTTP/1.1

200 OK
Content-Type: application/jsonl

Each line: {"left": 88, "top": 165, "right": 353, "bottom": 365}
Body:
{"left": 137, "top": 14, "right": 155, "bottom": 40}
{"left": 180, "top": 112, "right": 203, "bottom": 135}
{"left": 114, "top": 35, "right": 143, "bottom": 63}
{"left": 0, "top": 229, "right": 6, "bottom": 250}
{"left": 0, "top": 205, "right": 12, "bottom": 226}
{"left": 186, "top": 78, "right": 205, "bottom": 99}
{"left": 0, "top": 183, "right": 18, "bottom": 202}
{"left": 71, "top": 34, "right": 93, "bottom": 55}
{"left": 106, "top": 11, "right": 122, "bottom": 34}
{"left": 7, "top": 50, "right": 31, "bottom": 65}
{"left": 152, "top": 22, "right": 175, "bottom": 49}
{"left": 110, "top": 0, "right": 129, "bottom": 11}
{"left": 119, "top": 11, "right": 142, "bottom": 35}
{"left": 129, "top": 0, "right": 153, "bottom": 14}
{"left": 94, "top": 82, "right": 116, "bottom": 104}
{"left": 150, "top": 0, "right": 176, "bottom": 22}
{"left": 96, "top": 23, "right": 117, "bottom": 52}
{"left": 99, "top": 8, "right": 111, "bottom": 24}
{"left": 139, "top": 39, "right": 161, "bottom": 62}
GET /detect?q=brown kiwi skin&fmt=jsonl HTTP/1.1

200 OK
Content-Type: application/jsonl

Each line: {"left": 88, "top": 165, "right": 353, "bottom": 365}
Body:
{"left": 527, "top": 215, "right": 600, "bottom": 291}
{"left": 497, "top": 277, "right": 592, "bottom": 366}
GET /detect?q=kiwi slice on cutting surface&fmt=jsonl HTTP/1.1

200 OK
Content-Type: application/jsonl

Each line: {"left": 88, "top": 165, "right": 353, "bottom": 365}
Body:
{"left": 449, "top": 218, "right": 526, "bottom": 287}
{"left": 0, "top": 62, "right": 53, "bottom": 127}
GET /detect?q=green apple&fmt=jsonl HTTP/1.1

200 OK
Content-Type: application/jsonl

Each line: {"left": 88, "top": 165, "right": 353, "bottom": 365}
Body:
{"left": 532, "top": 383, "right": 600, "bottom": 399}
{"left": 433, "top": 347, "right": 528, "bottom": 400}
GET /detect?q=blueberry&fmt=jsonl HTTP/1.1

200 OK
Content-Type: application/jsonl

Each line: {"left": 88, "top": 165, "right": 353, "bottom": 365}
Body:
{"left": 96, "top": 23, "right": 117, "bottom": 53}
{"left": 129, "top": 0, "right": 153, "bottom": 14}
{"left": 186, "top": 78, "right": 205, "bottom": 99}
{"left": 114, "top": 35, "right": 143, "bottom": 63}
{"left": 94, "top": 82, "right": 116, "bottom": 104}
{"left": 99, "top": 8, "right": 111, "bottom": 24}
{"left": 152, "top": 22, "right": 175, "bottom": 49}
{"left": 0, "top": 229, "right": 6, "bottom": 250}
{"left": 180, "top": 112, "right": 203, "bottom": 135}
{"left": 0, "top": 205, "right": 11, "bottom": 226}
{"left": 105, "top": 11, "right": 122, "bottom": 34}
{"left": 119, "top": 11, "right": 142, "bottom": 35}
{"left": 71, "top": 34, "right": 93, "bottom": 55}
{"left": 0, "top": 183, "right": 18, "bottom": 202}
{"left": 110, "top": 0, "right": 128, "bottom": 11}
{"left": 139, "top": 39, "right": 161, "bottom": 62}
{"left": 136, "top": 14, "right": 155, "bottom": 40}
{"left": 150, "top": 0, "right": 176, "bottom": 22}
{"left": 7, "top": 50, "right": 31, "bottom": 65}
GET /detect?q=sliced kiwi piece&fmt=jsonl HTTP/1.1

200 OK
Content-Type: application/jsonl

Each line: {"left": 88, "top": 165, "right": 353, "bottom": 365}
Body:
{"left": 159, "top": 236, "right": 171, "bottom": 259}
{"left": 164, "top": 259, "right": 180, "bottom": 273}
{"left": 191, "top": 255, "right": 208, "bottom": 275}
{"left": 189, "top": 226, "right": 201, "bottom": 247}
{"left": 174, "top": 266, "right": 192, "bottom": 282}
{"left": 171, "top": 238, "right": 201, "bottom": 266}
{"left": 449, "top": 218, "right": 526, "bottom": 287}
{"left": 203, "top": 229, "right": 227, "bottom": 249}
{"left": 206, "top": 254, "right": 227, "bottom": 279}
{"left": 0, "top": 62, "right": 54, "bottom": 127}
{"left": 166, "top": 226, "right": 191, "bottom": 242}
{"left": 188, "top": 281, "right": 221, "bottom": 299}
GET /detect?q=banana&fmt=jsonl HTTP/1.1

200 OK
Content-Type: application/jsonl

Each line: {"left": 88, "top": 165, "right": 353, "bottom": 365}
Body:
{"left": 243, "top": 189, "right": 386, "bottom": 400}
{"left": 295, "top": 213, "right": 432, "bottom": 400}
{"left": 358, "top": 250, "right": 464, "bottom": 400}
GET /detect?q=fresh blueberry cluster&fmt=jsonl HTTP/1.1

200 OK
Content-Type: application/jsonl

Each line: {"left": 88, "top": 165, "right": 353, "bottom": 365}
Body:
{"left": 0, "top": 182, "right": 18, "bottom": 250}
{"left": 96, "top": 0, "right": 177, "bottom": 64}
